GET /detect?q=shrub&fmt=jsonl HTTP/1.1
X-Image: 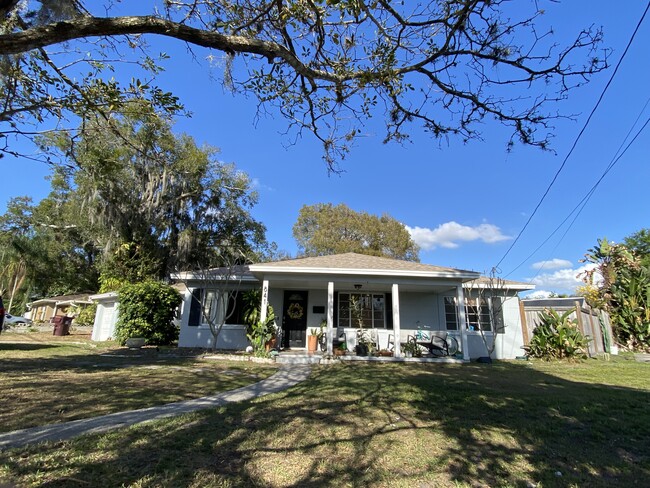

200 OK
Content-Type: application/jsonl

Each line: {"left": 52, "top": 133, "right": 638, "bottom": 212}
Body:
{"left": 525, "top": 308, "right": 591, "bottom": 360}
{"left": 74, "top": 304, "right": 97, "bottom": 327}
{"left": 115, "top": 281, "right": 181, "bottom": 345}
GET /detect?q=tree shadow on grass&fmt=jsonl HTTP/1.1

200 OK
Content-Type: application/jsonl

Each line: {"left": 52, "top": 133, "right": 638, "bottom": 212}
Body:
{"left": 1, "top": 361, "right": 649, "bottom": 487}
{"left": 0, "top": 343, "right": 57, "bottom": 352}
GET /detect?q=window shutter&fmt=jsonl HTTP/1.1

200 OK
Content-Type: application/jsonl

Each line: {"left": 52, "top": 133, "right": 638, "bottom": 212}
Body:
{"left": 188, "top": 288, "right": 203, "bottom": 327}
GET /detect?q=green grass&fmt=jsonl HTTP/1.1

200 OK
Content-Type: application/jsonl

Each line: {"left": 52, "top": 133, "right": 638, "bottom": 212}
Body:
{"left": 0, "top": 346, "right": 649, "bottom": 487}
{"left": 0, "top": 331, "right": 276, "bottom": 433}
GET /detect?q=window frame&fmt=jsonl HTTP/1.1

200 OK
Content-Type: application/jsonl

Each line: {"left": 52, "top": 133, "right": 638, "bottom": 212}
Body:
{"left": 337, "top": 292, "right": 387, "bottom": 329}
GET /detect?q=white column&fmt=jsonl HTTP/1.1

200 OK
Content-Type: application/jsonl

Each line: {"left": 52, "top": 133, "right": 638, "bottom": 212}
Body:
{"left": 327, "top": 281, "right": 334, "bottom": 355}
{"left": 456, "top": 285, "right": 470, "bottom": 360}
{"left": 392, "top": 283, "right": 401, "bottom": 357}
{"left": 260, "top": 279, "right": 269, "bottom": 322}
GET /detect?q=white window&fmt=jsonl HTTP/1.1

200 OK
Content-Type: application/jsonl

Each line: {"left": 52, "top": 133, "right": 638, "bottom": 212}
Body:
{"left": 338, "top": 293, "right": 386, "bottom": 328}
{"left": 444, "top": 296, "right": 503, "bottom": 332}
{"left": 444, "top": 297, "right": 459, "bottom": 330}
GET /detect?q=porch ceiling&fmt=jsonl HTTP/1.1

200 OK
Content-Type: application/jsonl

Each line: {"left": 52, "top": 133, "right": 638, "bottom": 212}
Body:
{"left": 262, "top": 275, "right": 460, "bottom": 294}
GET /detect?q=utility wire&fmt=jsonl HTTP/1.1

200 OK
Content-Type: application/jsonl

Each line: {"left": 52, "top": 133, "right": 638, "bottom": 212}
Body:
{"left": 494, "top": 0, "right": 650, "bottom": 271}
{"left": 505, "top": 113, "right": 650, "bottom": 280}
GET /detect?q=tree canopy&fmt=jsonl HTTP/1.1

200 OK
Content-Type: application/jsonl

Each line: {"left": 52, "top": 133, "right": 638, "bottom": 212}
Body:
{"left": 293, "top": 203, "right": 419, "bottom": 261}
{"left": 0, "top": 1, "right": 607, "bottom": 169}
{"left": 0, "top": 108, "right": 271, "bottom": 309}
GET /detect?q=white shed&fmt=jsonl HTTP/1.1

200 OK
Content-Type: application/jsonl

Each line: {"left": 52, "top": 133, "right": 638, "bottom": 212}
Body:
{"left": 90, "top": 292, "right": 119, "bottom": 341}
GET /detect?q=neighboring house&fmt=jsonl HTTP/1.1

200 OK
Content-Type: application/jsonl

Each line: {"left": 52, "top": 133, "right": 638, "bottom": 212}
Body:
{"left": 90, "top": 292, "right": 119, "bottom": 341}
{"left": 175, "top": 253, "right": 534, "bottom": 359}
{"left": 27, "top": 294, "right": 93, "bottom": 323}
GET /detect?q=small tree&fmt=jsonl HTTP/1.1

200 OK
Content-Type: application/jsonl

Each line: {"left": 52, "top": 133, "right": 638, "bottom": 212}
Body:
{"left": 463, "top": 270, "right": 508, "bottom": 359}
{"left": 116, "top": 281, "right": 181, "bottom": 345}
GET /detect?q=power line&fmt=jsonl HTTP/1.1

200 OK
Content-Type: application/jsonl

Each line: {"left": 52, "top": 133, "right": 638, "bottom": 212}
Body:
{"left": 505, "top": 114, "right": 650, "bottom": 280}
{"left": 494, "top": 1, "right": 650, "bottom": 271}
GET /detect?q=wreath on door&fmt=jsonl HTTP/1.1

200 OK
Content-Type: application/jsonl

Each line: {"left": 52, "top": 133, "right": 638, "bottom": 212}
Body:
{"left": 287, "top": 303, "right": 304, "bottom": 319}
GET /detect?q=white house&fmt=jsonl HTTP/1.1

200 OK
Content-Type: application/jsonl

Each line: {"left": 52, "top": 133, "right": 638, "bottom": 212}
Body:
{"left": 176, "top": 253, "right": 534, "bottom": 360}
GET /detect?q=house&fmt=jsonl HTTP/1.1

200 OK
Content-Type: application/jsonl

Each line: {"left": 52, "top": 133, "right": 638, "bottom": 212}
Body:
{"left": 27, "top": 294, "right": 93, "bottom": 323}
{"left": 176, "top": 253, "right": 534, "bottom": 360}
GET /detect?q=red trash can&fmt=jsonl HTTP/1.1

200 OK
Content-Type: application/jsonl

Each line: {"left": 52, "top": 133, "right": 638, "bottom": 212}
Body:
{"left": 52, "top": 316, "right": 72, "bottom": 336}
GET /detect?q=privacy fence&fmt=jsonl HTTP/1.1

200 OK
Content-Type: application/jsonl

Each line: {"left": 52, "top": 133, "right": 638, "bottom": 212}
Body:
{"left": 520, "top": 298, "right": 614, "bottom": 356}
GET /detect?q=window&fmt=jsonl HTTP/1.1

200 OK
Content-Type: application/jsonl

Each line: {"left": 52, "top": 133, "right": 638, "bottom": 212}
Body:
{"left": 443, "top": 296, "right": 502, "bottom": 332}
{"left": 338, "top": 293, "right": 386, "bottom": 328}
{"left": 444, "top": 297, "right": 459, "bottom": 330}
{"left": 200, "top": 290, "right": 246, "bottom": 326}
{"left": 465, "top": 297, "right": 492, "bottom": 331}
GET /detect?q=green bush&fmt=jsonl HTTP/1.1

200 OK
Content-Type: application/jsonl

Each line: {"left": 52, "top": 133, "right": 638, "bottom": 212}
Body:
{"left": 74, "top": 304, "right": 97, "bottom": 327}
{"left": 525, "top": 308, "right": 591, "bottom": 360}
{"left": 115, "top": 281, "right": 181, "bottom": 345}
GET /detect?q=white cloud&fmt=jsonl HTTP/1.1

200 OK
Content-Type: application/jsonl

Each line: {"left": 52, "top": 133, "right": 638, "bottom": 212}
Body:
{"left": 405, "top": 221, "right": 511, "bottom": 250}
{"left": 250, "top": 178, "right": 274, "bottom": 192}
{"left": 527, "top": 263, "right": 597, "bottom": 294}
{"left": 523, "top": 290, "right": 556, "bottom": 299}
{"left": 531, "top": 258, "right": 573, "bottom": 270}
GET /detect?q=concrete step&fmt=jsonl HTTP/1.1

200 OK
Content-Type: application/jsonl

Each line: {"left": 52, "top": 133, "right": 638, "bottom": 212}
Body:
{"left": 275, "top": 354, "right": 323, "bottom": 365}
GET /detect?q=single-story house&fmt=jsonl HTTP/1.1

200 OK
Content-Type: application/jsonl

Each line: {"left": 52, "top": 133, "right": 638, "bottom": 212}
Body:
{"left": 175, "top": 253, "right": 534, "bottom": 360}
{"left": 27, "top": 294, "right": 93, "bottom": 323}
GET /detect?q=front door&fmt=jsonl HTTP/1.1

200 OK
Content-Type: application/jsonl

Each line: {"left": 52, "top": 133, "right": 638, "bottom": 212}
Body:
{"left": 282, "top": 290, "right": 308, "bottom": 348}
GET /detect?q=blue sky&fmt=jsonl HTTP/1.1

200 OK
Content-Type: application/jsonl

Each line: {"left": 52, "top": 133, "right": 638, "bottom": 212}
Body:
{"left": 2, "top": 1, "right": 649, "bottom": 296}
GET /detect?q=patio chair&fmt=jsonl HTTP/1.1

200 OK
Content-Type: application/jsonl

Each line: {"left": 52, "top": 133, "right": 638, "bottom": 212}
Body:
{"left": 408, "top": 331, "right": 456, "bottom": 357}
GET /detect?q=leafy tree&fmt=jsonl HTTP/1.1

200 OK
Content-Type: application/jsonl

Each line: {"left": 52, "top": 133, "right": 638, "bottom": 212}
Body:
{"left": 582, "top": 238, "right": 650, "bottom": 350}
{"left": 42, "top": 104, "right": 268, "bottom": 279}
{"left": 0, "top": 175, "right": 100, "bottom": 309}
{"left": 293, "top": 203, "right": 419, "bottom": 261}
{"left": 0, "top": 1, "right": 607, "bottom": 168}
{"left": 623, "top": 229, "right": 650, "bottom": 267}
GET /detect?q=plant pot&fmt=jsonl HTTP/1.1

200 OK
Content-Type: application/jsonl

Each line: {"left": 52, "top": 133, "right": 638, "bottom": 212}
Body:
{"left": 265, "top": 337, "right": 277, "bottom": 352}
{"left": 125, "top": 337, "right": 146, "bottom": 349}
{"left": 307, "top": 335, "right": 318, "bottom": 353}
{"left": 334, "top": 348, "right": 345, "bottom": 357}
{"left": 355, "top": 344, "right": 368, "bottom": 356}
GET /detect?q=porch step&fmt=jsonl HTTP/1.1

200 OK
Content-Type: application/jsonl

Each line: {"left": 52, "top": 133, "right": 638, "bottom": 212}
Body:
{"left": 275, "top": 354, "right": 323, "bottom": 365}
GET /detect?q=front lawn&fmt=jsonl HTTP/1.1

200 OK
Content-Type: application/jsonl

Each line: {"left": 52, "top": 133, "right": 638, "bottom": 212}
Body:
{"left": 0, "top": 355, "right": 648, "bottom": 487}
{"left": 0, "top": 331, "right": 276, "bottom": 433}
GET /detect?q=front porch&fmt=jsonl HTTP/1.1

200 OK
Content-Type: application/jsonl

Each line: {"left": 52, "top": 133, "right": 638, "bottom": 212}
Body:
{"left": 274, "top": 349, "right": 466, "bottom": 365}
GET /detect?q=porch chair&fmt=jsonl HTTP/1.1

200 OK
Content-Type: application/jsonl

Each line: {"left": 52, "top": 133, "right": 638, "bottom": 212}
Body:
{"left": 409, "top": 330, "right": 455, "bottom": 357}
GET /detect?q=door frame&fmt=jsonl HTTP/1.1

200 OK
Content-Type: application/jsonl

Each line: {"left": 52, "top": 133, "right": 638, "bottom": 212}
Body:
{"left": 282, "top": 290, "right": 309, "bottom": 348}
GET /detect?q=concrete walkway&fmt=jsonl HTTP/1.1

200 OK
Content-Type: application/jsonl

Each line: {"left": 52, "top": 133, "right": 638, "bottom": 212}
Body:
{"left": 0, "top": 365, "right": 311, "bottom": 451}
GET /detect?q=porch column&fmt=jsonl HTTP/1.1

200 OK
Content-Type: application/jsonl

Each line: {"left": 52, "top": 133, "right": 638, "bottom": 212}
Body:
{"left": 456, "top": 285, "right": 470, "bottom": 360}
{"left": 327, "top": 281, "right": 334, "bottom": 355}
{"left": 392, "top": 283, "right": 401, "bottom": 357}
{"left": 260, "top": 279, "right": 269, "bottom": 322}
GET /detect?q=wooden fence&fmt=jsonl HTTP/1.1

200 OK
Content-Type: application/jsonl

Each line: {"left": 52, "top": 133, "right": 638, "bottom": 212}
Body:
{"left": 519, "top": 299, "right": 613, "bottom": 356}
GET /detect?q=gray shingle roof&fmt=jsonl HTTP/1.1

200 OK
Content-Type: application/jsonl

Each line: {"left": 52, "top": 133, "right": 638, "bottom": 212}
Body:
{"left": 252, "top": 252, "right": 478, "bottom": 276}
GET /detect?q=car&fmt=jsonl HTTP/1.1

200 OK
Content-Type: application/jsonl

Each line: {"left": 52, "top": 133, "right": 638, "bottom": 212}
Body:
{"left": 3, "top": 313, "right": 33, "bottom": 326}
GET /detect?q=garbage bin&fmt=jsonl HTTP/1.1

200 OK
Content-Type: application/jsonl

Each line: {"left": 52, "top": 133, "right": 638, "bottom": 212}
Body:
{"left": 52, "top": 316, "right": 72, "bottom": 336}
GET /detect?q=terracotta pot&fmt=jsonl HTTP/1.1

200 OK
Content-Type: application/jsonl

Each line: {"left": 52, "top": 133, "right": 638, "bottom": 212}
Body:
{"left": 265, "top": 337, "right": 277, "bottom": 352}
{"left": 307, "top": 335, "right": 318, "bottom": 353}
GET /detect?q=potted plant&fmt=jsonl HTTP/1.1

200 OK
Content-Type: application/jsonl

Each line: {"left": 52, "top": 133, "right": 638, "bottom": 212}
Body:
{"left": 307, "top": 327, "right": 319, "bottom": 353}
{"left": 402, "top": 340, "right": 420, "bottom": 358}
